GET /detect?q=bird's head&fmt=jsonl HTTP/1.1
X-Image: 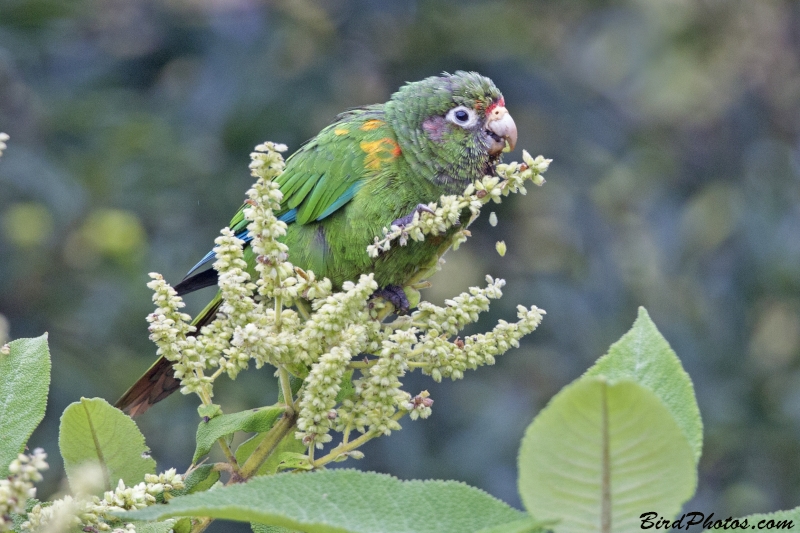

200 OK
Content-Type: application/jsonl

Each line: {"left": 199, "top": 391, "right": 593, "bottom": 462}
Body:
{"left": 387, "top": 71, "right": 518, "bottom": 189}
{"left": 435, "top": 71, "right": 517, "bottom": 155}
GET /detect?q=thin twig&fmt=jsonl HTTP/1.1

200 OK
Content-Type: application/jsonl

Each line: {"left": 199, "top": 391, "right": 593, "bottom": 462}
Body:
{"left": 217, "top": 438, "right": 239, "bottom": 474}
{"left": 279, "top": 366, "right": 295, "bottom": 411}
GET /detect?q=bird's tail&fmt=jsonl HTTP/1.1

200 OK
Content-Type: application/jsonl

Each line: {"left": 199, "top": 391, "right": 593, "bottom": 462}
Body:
{"left": 115, "top": 294, "right": 222, "bottom": 417}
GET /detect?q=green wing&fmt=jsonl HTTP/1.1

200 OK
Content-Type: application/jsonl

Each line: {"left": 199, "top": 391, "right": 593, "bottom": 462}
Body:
{"left": 228, "top": 104, "right": 393, "bottom": 232}
{"left": 188, "top": 105, "right": 397, "bottom": 278}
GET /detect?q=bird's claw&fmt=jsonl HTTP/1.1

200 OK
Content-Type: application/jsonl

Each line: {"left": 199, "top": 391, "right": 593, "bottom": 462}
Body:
{"left": 371, "top": 285, "right": 411, "bottom": 315}
{"left": 392, "top": 204, "right": 435, "bottom": 228}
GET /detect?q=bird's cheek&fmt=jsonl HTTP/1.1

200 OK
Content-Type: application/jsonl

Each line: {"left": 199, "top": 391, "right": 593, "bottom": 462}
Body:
{"left": 422, "top": 116, "right": 448, "bottom": 143}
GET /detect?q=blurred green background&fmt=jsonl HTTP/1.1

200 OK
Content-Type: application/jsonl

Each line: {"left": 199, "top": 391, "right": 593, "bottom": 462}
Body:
{"left": 2, "top": 0, "right": 800, "bottom": 529}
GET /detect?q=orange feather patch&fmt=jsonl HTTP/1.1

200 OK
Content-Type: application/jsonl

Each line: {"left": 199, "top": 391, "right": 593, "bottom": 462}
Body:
{"left": 360, "top": 119, "right": 384, "bottom": 131}
{"left": 360, "top": 138, "right": 401, "bottom": 169}
{"left": 334, "top": 128, "right": 349, "bottom": 135}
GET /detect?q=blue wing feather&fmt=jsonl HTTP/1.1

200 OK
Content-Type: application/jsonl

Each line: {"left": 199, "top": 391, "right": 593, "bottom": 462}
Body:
{"left": 316, "top": 182, "right": 362, "bottom": 221}
{"left": 279, "top": 209, "right": 298, "bottom": 224}
{"left": 186, "top": 250, "right": 216, "bottom": 277}
{"left": 184, "top": 229, "right": 255, "bottom": 277}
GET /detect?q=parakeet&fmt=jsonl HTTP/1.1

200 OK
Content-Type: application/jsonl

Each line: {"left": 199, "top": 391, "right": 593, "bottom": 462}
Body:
{"left": 116, "top": 71, "right": 517, "bottom": 416}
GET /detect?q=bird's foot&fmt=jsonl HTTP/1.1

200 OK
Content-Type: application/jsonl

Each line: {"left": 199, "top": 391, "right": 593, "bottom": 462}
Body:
{"left": 371, "top": 285, "right": 411, "bottom": 315}
{"left": 392, "top": 204, "right": 436, "bottom": 228}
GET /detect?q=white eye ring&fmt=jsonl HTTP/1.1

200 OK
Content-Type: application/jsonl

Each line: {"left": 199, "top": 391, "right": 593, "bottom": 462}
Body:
{"left": 446, "top": 106, "right": 478, "bottom": 129}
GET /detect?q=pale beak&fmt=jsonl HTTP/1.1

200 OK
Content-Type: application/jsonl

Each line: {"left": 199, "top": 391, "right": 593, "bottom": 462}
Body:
{"left": 485, "top": 105, "right": 518, "bottom": 155}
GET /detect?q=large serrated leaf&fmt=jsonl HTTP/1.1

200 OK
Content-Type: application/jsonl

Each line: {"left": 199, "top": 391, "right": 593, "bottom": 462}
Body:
{"left": 59, "top": 397, "right": 156, "bottom": 492}
{"left": 518, "top": 378, "right": 697, "bottom": 533}
{"left": 119, "top": 469, "right": 527, "bottom": 533}
{"left": 0, "top": 334, "right": 51, "bottom": 477}
{"left": 475, "top": 517, "right": 549, "bottom": 533}
{"left": 129, "top": 520, "right": 179, "bottom": 533}
{"left": 583, "top": 307, "right": 703, "bottom": 462}
{"left": 194, "top": 406, "right": 284, "bottom": 463}
{"left": 251, "top": 523, "right": 298, "bottom": 533}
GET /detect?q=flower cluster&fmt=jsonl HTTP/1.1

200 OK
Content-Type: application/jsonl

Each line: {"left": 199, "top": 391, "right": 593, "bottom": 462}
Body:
{"left": 330, "top": 277, "right": 545, "bottom": 440}
{"left": 90, "top": 469, "right": 184, "bottom": 514}
{"left": 20, "top": 496, "right": 82, "bottom": 533}
{"left": 367, "top": 149, "right": 551, "bottom": 257}
{"left": 0, "top": 449, "right": 48, "bottom": 532}
{"left": 339, "top": 328, "right": 418, "bottom": 435}
{"left": 418, "top": 302, "right": 545, "bottom": 382}
{"left": 20, "top": 469, "right": 183, "bottom": 532}
{"left": 294, "top": 276, "right": 380, "bottom": 435}
{"left": 146, "top": 274, "right": 204, "bottom": 393}
{"left": 145, "top": 142, "right": 550, "bottom": 456}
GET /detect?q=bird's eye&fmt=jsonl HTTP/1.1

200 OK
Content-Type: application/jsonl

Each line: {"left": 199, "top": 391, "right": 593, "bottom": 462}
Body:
{"left": 445, "top": 106, "right": 478, "bottom": 128}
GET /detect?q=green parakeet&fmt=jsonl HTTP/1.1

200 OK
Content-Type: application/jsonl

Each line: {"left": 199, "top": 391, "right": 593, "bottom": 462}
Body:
{"left": 116, "top": 71, "right": 518, "bottom": 416}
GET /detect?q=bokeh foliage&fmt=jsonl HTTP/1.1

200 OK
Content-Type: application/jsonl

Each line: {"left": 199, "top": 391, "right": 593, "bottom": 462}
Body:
{"left": 2, "top": 0, "right": 800, "bottom": 527}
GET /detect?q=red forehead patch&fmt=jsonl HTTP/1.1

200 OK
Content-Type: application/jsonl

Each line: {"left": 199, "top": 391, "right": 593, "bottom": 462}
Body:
{"left": 486, "top": 97, "right": 506, "bottom": 115}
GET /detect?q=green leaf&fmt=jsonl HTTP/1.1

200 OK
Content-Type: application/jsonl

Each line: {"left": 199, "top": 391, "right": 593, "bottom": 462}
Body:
{"left": 235, "top": 432, "right": 263, "bottom": 466}
{"left": 403, "top": 286, "right": 421, "bottom": 310}
{"left": 252, "top": 523, "right": 298, "bottom": 533}
{"left": 197, "top": 403, "right": 223, "bottom": 419}
{"left": 708, "top": 506, "right": 800, "bottom": 531}
{"left": 583, "top": 307, "right": 703, "bottom": 461}
{"left": 173, "top": 517, "right": 193, "bottom": 533}
{"left": 273, "top": 453, "right": 313, "bottom": 472}
{"left": 518, "top": 378, "right": 697, "bottom": 533}
{"left": 119, "top": 469, "right": 526, "bottom": 533}
{"left": 59, "top": 397, "right": 156, "bottom": 492}
{"left": 194, "top": 406, "right": 284, "bottom": 463}
{"left": 334, "top": 369, "right": 355, "bottom": 403}
{"left": 10, "top": 509, "right": 33, "bottom": 533}
{"left": 236, "top": 430, "right": 306, "bottom": 476}
{"left": 10, "top": 499, "right": 43, "bottom": 532}
{"left": 129, "top": 521, "right": 178, "bottom": 533}
{"left": 0, "top": 334, "right": 51, "bottom": 478}
{"left": 475, "top": 517, "right": 549, "bottom": 533}
{"left": 170, "top": 465, "right": 220, "bottom": 497}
